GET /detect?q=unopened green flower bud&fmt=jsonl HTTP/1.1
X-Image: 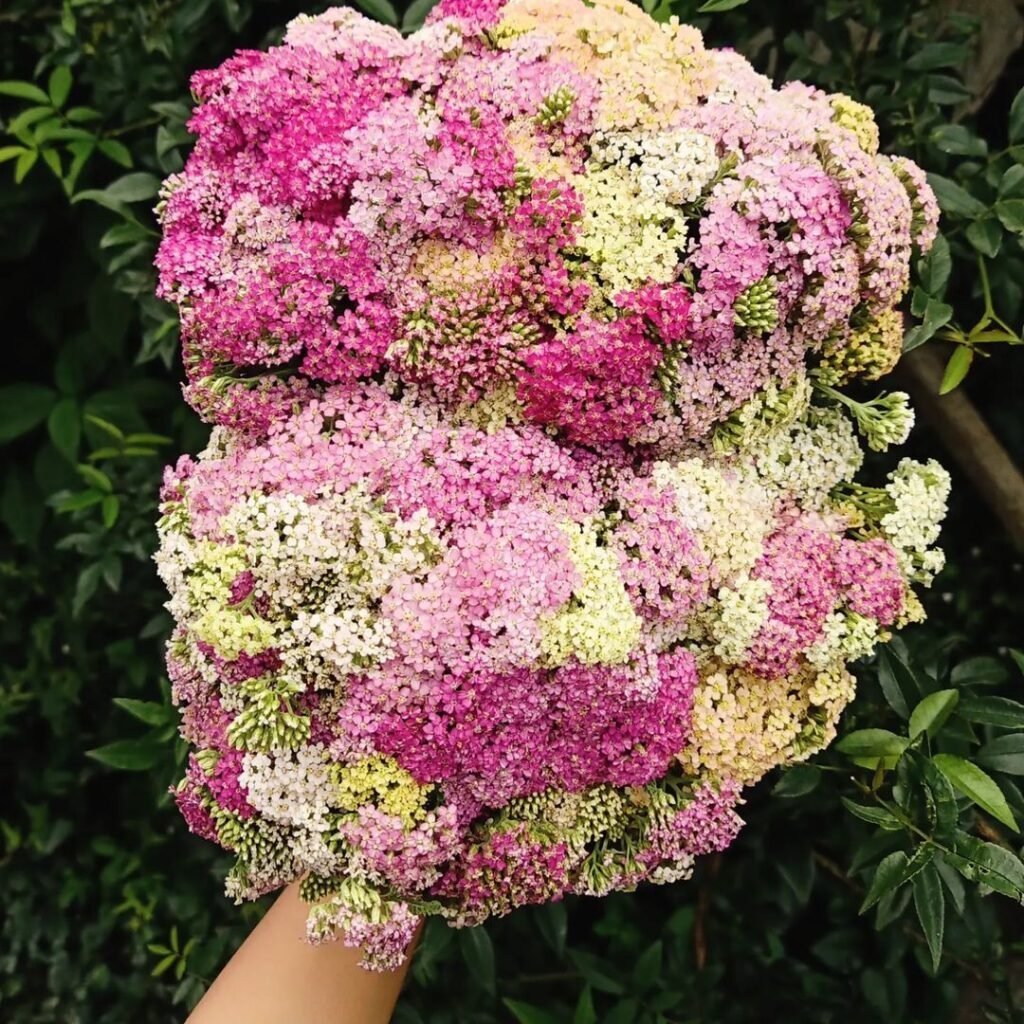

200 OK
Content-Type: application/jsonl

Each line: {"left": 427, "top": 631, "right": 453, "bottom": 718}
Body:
{"left": 535, "top": 86, "right": 576, "bottom": 129}
{"left": 734, "top": 277, "right": 779, "bottom": 335}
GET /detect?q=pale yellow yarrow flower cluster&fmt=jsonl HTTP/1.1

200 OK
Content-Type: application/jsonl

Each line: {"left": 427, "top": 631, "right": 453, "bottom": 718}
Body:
{"left": 331, "top": 755, "right": 435, "bottom": 828}
{"left": 494, "top": 0, "right": 712, "bottom": 131}
{"left": 178, "top": 540, "right": 282, "bottom": 661}
{"left": 540, "top": 520, "right": 642, "bottom": 666}
{"left": 680, "top": 660, "right": 856, "bottom": 785}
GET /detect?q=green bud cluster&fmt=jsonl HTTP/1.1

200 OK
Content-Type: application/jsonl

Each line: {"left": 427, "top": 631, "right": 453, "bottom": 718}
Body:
{"left": 733, "top": 276, "right": 779, "bottom": 334}
{"left": 711, "top": 375, "right": 811, "bottom": 455}
{"left": 300, "top": 873, "right": 345, "bottom": 904}
{"left": 226, "top": 674, "right": 311, "bottom": 752}
{"left": 814, "top": 379, "right": 913, "bottom": 453}
{"left": 535, "top": 86, "right": 576, "bottom": 129}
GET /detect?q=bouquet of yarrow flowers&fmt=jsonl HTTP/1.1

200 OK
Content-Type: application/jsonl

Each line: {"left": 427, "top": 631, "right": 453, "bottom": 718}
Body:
{"left": 154, "top": 0, "right": 948, "bottom": 969}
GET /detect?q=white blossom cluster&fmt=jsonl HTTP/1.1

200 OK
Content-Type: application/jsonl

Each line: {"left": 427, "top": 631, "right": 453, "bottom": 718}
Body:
{"left": 653, "top": 457, "right": 773, "bottom": 587}
{"left": 577, "top": 129, "right": 718, "bottom": 294}
{"left": 880, "top": 458, "right": 952, "bottom": 584}
{"left": 748, "top": 405, "right": 864, "bottom": 508}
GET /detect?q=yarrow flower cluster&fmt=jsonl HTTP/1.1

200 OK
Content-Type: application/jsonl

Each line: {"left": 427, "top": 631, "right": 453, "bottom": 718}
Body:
{"left": 155, "top": 0, "right": 947, "bottom": 970}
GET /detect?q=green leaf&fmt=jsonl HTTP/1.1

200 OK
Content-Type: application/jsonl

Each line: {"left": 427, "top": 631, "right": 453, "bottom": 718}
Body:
{"left": 1000, "top": 165, "right": 1024, "bottom": 199}
{"left": 101, "top": 494, "right": 119, "bottom": 529}
{"left": 836, "top": 728, "right": 908, "bottom": 768}
{"left": 900, "top": 844, "right": 937, "bottom": 888}
{"left": 76, "top": 464, "right": 113, "bottom": 493}
{"left": 939, "top": 346, "right": 973, "bottom": 395}
{"left": 72, "top": 561, "right": 102, "bottom": 615}
{"left": 97, "top": 138, "right": 132, "bottom": 168}
{"left": 946, "top": 832, "right": 1024, "bottom": 901}
{"left": 113, "top": 698, "right": 170, "bottom": 727}
{"left": 66, "top": 106, "right": 101, "bottom": 123}
{"left": 47, "top": 66, "right": 72, "bottom": 108}
{"left": 906, "top": 42, "right": 969, "bottom": 71}
{"left": 1010, "top": 86, "right": 1024, "bottom": 144}
{"left": 0, "top": 80, "right": 50, "bottom": 103}
{"left": 860, "top": 851, "right": 909, "bottom": 913}
{"left": 952, "top": 655, "right": 1009, "bottom": 687}
{"left": 959, "top": 695, "right": 1024, "bottom": 729}
{"left": 86, "top": 737, "right": 163, "bottom": 771}
{"left": 54, "top": 489, "right": 104, "bottom": 513}
{"left": 47, "top": 398, "right": 80, "bottom": 462}
{"left": 14, "top": 149, "right": 38, "bottom": 183}
{"left": 7, "top": 106, "right": 53, "bottom": 137}
{"left": 912, "top": 863, "right": 945, "bottom": 974}
{"left": 40, "top": 148, "right": 62, "bottom": 179}
{"left": 532, "top": 901, "right": 567, "bottom": 957}
{"left": 930, "top": 124, "right": 987, "bottom": 158}
{"left": 64, "top": 139, "right": 94, "bottom": 195}
{"left": 352, "top": 0, "right": 399, "bottom": 25}
{"left": 932, "top": 754, "right": 1018, "bottom": 831}
{"left": 977, "top": 735, "right": 1024, "bottom": 776}
{"left": 903, "top": 296, "right": 953, "bottom": 352}
{"left": 100, "top": 222, "right": 150, "bottom": 249}
{"left": 0, "top": 384, "right": 57, "bottom": 443}
{"left": 840, "top": 799, "right": 902, "bottom": 830}
{"left": 995, "top": 199, "right": 1024, "bottom": 233}
{"left": 151, "top": 953, "right": 178, "bottom": 978}
{"left": 124, "top": 432, "right": 172, "bottom": 446}
{"left": 632, "top": 941, "right": 662, "bottom": 991}
{"left": 916, "top": 235, "right": 951, "bottom": 295}
{"left": 919, "top": 755, "right": 959, "bottom": 840}
{"left": 876, "top": 646, "right": 919, "bottom": 719}
{"left": 2, "top": 466, "right": 42, "bottom": 546}
{"left": 568, "top": 950, "right": 625, "bottom": 994}
{"left": 772, "top": 763, "right": 821, "bottom": 798}
{"left": 102, "top": 172, "right": 161, "bottom": 203}
{"left": 935, "top": 857, "right": 966, "bottom": 915}
{"left": 402, "top": 0, "right": 439, "bottom": 32}
{"left": 604, "top": 1000, "right": 638, "bottom": 1024}
{"left": 909, "top": 689, "right": 959, "bottom": 740}
{"left": 84, "top": 414, "right": 125, "bottom": 442}
{"left": 458, "top": 926, "right": 495, "bottom": 994}
{"left": 503, "top": 1001, "right": 562, "bottom": 1024}
{"left": 926, "top": 173, "right": 987, "bottom": 218}
{"left": 573, "top": 987, "right": 597, "bottom": 1024}
{"left": 966, "top": 217, "right": 1002, "bottom": 258}
{"left": 698, "top": 0, "right": 750, "bottom": 9}
{"left": 927, "top": 75, "right": 971, "bottom": 106}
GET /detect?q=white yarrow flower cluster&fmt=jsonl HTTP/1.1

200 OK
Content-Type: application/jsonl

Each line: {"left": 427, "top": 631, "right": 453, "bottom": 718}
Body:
{"left": 880, "top": 458, "right": 951, "bottom": 584}
{"left": 241, "top": 745, "right": 337, "bottom": 834}
{"left": 653, "top": 458, "right": 773, "bottom": 586}
{"left": 805, "top": 611, "right": 880, "bottom": 669}
{"left": 748, "top": 405, "right": 864, "bottom": 508}
{"left": 589, "top": 128, "right": 718, "bottom": 204}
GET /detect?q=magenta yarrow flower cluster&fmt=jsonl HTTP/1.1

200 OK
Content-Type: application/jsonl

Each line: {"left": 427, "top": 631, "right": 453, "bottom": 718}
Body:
{"left": 155, "top": 0, "right": 947, "bottom": 969}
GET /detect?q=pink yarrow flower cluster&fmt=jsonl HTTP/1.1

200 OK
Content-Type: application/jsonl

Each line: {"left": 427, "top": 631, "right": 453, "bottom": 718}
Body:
{"left": 155, "top": 0, "right": 947, "bottom": 970}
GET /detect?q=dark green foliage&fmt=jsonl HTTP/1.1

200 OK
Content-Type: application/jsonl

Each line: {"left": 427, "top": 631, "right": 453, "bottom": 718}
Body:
{"left": 1, "top": 0, "right": 1023, "bottom": 1021}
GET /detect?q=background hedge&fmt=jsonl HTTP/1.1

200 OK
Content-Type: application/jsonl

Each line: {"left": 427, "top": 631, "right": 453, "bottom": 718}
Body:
{"left": 2, "top": 1, "right": 1024, "bottom": 1021}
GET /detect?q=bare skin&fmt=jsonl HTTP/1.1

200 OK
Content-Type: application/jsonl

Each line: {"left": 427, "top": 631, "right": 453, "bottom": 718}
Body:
{"left": 186, "top": 883, "right": 420, "bottom": 1024}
